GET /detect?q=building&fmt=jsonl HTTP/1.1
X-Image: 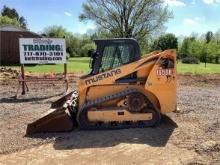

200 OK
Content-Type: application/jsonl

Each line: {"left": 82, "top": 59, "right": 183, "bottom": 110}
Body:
{"left": 0, "top": 25, "right": 42, "bottom": 64}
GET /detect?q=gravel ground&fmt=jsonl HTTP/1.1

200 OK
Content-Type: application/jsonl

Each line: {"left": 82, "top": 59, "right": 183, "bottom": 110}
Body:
{"left": 0, "top": 72, "right": 219, "bottom": 164}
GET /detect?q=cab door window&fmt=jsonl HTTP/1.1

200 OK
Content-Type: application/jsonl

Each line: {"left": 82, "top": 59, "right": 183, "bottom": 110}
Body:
{"left": 100, "top": 44, "right": 134, "bottom": 73}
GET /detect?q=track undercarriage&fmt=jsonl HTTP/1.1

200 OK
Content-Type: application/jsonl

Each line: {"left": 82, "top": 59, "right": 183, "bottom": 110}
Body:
{"left": 26, "top": 89, "right": 161, "bottom": 134}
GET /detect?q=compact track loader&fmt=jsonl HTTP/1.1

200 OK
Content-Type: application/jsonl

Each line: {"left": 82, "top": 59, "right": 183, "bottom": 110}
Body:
{"left": 26, "top": 38, "right": 176, "bottom": 134}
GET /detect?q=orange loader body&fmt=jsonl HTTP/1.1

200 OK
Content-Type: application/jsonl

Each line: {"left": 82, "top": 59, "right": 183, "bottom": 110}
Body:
{"left": 26, "top": 39, "right": 176, "bottom": 134}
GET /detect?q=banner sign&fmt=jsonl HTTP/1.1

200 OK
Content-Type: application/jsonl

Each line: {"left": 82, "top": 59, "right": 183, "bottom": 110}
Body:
{"left": 19, "top": 38, "right": 66, "bottom": 64}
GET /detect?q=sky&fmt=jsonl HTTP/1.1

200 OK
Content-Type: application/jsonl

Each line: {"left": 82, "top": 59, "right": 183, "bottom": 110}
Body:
{"left": 0, "top": 0, "right": 219, "bottom": 37}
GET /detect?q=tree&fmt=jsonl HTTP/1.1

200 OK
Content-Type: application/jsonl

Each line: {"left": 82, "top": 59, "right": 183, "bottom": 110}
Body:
{"left": 179, "top": 37, "right": 194, "bottom": 58}
{"left": 43, "top": 25, "right": 81, "bottom": 57}
{"left": 43, "top": 26, "right": 96, "bottom": 57}
{"left": 1, "top": 6, "right": 19, "bottom": 19}
{"left": 1, "top": 5, "right": 27, "bottom": 29}
{"left": 213, "top": 29, "right": 220, "bottom": 45}
{"left": 66, "top": 33, "right": 81, "bottom": 57}
{"left": 18, "top": 16, "right": 27, "bottom": 29}
{"left": 178, "top": 30, "right": 220, "bottom": 64}
{"left": 43, "top": 25, "right": 68, "bottom": 38}
{"left": 205, "top": 31, "right": 213, "bottom": 44}
{"left": 0, "top": 15, "right": 20, "bottom": 26}
{"left": 79, "top": 0, "right": 172, "bottom": 40}
{"left": 80, "top": 43, "right": 96, "bottom": 57}
{"left": 91, "top": 27, "right": 113, "bottom": 39}
{"left": 206, "top": 42, "right": 219, "bottom": 62}
{"left": 151, "top": 33, "right": 178, "bottom": 51}
{"left": 204, "top": 31, "right": 213, "bottom": 66}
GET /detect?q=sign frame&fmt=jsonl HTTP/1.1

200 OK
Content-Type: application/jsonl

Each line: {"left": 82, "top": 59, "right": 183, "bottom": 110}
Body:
{"left": 16, "top": 37, "right": 69, "bottom": 98}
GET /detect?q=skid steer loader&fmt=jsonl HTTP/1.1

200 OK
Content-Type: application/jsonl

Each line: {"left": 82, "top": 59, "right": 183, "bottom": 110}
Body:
{"left": 26, "top": 38, "right": 176, "bottom": 134}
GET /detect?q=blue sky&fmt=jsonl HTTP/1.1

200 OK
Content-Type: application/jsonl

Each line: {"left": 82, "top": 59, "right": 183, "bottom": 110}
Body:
{"left": 0, "top": 0, "right": 219, "bottom": 36}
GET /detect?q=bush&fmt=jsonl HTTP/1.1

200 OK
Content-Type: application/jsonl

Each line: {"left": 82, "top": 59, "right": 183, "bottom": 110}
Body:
{"left": 80, "top": 43, "right": 96, "bottom": 57}
{"left": 182, "top": 57, "right": 200, "bottom": 64}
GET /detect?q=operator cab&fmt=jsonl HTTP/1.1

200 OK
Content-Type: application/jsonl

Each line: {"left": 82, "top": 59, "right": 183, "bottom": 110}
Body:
{"left": 89, "top": 38, "right": 141, "bottom": 75}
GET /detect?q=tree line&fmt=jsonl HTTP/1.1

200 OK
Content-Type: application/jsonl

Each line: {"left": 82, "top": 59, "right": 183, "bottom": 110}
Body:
{"left": 179, "top": 31, "right": 220, "bottom": 64}
{"left": 42, "top": 25, "right": 96, "bottom": 58}
{"left": 31, "top": 26, "right": 220, "bottom": 64}
{"left": 1, "top": 2, "right": 219, "bottom": 64}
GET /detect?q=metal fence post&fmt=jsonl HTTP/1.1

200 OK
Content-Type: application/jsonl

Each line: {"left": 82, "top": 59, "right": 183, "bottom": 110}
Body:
{"left": 21, "top": 64, "right": 25, "bottom": 95}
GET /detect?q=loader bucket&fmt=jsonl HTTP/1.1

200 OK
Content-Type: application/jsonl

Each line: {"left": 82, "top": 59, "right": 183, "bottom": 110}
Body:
{"left": 26, "top": 108, "right": 75, "bottom": 134}
{"left": 51, "top": 91, "right": 74, "bottom": 109}
{"left": 26, "top": 91, "right": 78, "bottom": 135}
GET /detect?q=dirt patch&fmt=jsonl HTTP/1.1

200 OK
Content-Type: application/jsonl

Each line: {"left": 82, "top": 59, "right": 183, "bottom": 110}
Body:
{"left": 0, "top": 72, "right": 79, "bottom": 154}
{"left": 178, "top": 73, "right": 220, "bottom": 86}
{"left": 0, "top": 73, "right": 220, "bottom": 164}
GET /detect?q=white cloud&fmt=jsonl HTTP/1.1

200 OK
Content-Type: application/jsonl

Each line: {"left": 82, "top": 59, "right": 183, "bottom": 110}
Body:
{"left": 194, "top": 17, "right": 201, "bottom": 21}
{"left": 183, "top": 16, "right": 205, "bottom": 26}
{"left": 203, "top": 0, "right": 220, "bottom": 4}
{"left": 183, "top": 18, "right": 196, "bottom": 25}
{"left": 203, "top": 0, "right": 214, "bottom": 4}
{"left": 64, "top": 12, "right": 72, "bottom": 17}
{"left": 163, "top": 0, "right": 186, "bottom": 7}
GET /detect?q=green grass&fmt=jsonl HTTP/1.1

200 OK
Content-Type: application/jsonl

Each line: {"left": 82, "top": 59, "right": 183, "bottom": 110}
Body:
{"left": 177, "top": 62, "right": 220, "bottom": 74}
{"left": 6, "top": 57, "right": 90, "bottom": 74}
{"left": 3, "top": 57, "right": 220, "bottom": 74}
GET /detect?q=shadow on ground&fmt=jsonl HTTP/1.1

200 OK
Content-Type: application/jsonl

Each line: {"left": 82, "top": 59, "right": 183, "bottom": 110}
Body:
{"left": 27, "top": 115, "right": 177, "bottom": 150}
{"left": 0, "top": 92, "right": 64, "bottom": 103}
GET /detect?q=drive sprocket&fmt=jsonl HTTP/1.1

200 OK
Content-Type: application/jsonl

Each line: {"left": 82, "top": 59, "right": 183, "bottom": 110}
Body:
{"left": 127, "top": 92, "right": 146, "bottom": 112}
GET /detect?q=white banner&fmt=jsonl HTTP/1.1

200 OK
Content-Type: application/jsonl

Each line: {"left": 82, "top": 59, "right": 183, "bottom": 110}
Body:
{"left": 19, "top": 38, "right": 66, "bottom": 64}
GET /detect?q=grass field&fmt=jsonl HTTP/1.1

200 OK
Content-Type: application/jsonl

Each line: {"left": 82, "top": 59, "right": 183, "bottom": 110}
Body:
{"left": 177, "top": 62, "right": 220, "bottom": 74}
{"left": 3, "top": 57, "right": 220, "bottom": 74}
{"left": 6, "top": 57, "right": 90, "bottom": 74}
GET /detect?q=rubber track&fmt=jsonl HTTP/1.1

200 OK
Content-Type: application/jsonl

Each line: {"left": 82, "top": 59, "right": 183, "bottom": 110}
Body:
{"left": 77, "top": 88, "right": 161, "bottom": 130}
